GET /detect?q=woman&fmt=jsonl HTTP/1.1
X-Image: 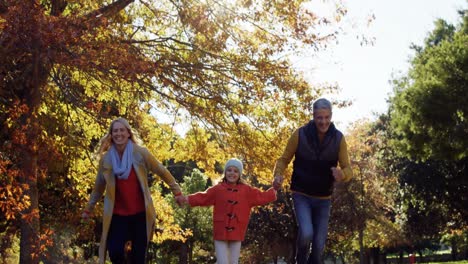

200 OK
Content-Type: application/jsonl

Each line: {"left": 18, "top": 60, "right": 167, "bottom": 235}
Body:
{"left": 82, "top": 117, "right": 183, "bottom": 264}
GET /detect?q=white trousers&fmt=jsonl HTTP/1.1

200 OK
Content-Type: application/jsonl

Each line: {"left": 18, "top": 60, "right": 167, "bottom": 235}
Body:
{"left": 214, "top": 240, "right": 242, "bottom": 264}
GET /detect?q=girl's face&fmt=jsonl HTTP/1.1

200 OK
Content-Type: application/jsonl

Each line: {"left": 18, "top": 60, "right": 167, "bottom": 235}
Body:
{"left": 313, "top": 108, "right": 332, "bottom": 135}
{"left": 111, "top": 121, "right": 131, "bottom": 148}
{"left": 225, "top": 166, "right": 240, "bottom": 184}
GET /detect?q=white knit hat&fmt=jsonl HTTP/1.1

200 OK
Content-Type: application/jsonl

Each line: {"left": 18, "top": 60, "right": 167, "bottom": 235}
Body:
{"left": 224, "top": 158, "right": 243, "bottom": 176}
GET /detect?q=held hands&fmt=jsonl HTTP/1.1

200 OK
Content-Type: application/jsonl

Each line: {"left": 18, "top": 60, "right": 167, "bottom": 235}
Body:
{"left": 81, "top": 210, "right": 92, "bottom": 224}
{"left": 331, "top": 167, "right": 344, "bottom": 182}
{"left": 273, "top": 175, "right": 284, "bottom": 190}
{"left": 175, "top": 194, "right": 189, "bottom": 207}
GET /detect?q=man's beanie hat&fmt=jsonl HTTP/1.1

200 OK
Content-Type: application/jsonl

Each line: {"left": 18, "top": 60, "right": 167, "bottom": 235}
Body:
{"left": 224, "top": 158, "right": 243, "bottom": 176}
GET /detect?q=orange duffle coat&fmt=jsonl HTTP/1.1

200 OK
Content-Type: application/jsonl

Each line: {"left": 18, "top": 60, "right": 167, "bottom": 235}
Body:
{"left": 188, "top": 182, "right": 276, "bottom": 241}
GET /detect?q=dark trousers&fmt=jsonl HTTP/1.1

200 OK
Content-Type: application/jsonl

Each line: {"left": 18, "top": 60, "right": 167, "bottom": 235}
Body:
{"left": 107, "top": 212, "right": 147, "bottom": 264}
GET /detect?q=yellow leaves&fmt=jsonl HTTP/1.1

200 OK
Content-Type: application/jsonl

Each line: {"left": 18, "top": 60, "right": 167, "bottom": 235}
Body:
{"left": 1, "top": 0, "right": 357, "bottom": 252}
{"left": 172, "top": 124, "right": 227, "bottom": 178}
{"left": 341, "top": 119, "right": 402, "bottom": 247}
{"left": 151, "top": 188, "right": 192, "bottom": 243}
{"left": 140, "top": 111, "right": 292, "bottom": 185}
{"left": 364, "top": 219, "right": 402, "bottom": 247}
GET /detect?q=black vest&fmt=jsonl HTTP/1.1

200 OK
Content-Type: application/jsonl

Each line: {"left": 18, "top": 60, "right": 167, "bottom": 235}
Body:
{"left": 291, "top": 121, "right": 342, "bottom": 197}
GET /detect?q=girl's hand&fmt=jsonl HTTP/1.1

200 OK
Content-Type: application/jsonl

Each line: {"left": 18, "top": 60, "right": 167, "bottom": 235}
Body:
{"left": 175, "top": 194, "right": 188, "bottom": 206}
{"left": 273, "top": 176, "right": 283, "bottom": 190}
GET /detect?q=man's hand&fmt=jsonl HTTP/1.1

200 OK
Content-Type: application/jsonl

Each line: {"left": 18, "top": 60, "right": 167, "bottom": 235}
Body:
{"left": 81, "top": 210, "right": 92, "bottom": 223}
{"left": 331, "top": 167, "right": 344, "bottom": 182}
{"left": 273, "top": 175, "right": 284, "bottom": 190}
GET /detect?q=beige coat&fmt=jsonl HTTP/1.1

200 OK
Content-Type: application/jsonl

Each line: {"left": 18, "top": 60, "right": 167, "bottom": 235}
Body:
{"left": 85, "top": 144, "right": 181, "bottom": 264}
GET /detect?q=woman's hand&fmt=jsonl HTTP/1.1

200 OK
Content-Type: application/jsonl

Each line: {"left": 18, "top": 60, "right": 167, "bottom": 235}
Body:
{"left": 175, "top": 194, "right": 188, "bottom": 206}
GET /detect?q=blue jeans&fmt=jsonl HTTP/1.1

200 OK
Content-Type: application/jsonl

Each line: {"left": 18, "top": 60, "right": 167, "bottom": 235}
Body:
{"left": 107, "top": 212, "right": 147, "bottom": 264}
{"left": 292, "top": 193, "right": 331, "bottom": 264}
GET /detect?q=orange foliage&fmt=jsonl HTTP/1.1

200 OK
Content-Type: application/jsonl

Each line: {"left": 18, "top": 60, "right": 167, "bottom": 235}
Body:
{"left": 1, "top": 0, "right": 351, "bottom": 261}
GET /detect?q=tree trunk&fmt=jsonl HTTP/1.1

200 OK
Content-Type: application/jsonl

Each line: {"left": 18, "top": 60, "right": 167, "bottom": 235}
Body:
{"left": 382, "top": 253, "right": 387, "bottom": 264}
{"left": 340, "top": 254, "right": 346, "bottom": 264}
{"left": 17, "top": 24, "right": 46, "bottom": 263}
{"left": 464, "top": 233, "right": 468, "bottom": 259}
{"left": 6, "top": 0, "right": 138, "bottom": 262}
{"left": 19, "top": 124, "right": 40, "bottom": 264}
{"left": 179, "top": 242, "right": 188, "bottom": 264}
{"left": 450, "top": 238, "right": 458, "bottom": 260}
{"left": 188, "top": 242, "right": 193, "bottom": 264}
{"left": 359, "top": 228, "right": 364, "bottom": 264}
{"left": 417, "top": 249, "right": 423, "bottom": 263}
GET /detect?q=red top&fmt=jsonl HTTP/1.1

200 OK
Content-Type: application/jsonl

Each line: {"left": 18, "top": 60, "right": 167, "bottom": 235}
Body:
{"left": 113, "top": 167, "right": 145, "bottom": 216}
{"left": 188, "top": 182, "right": 276, "bottom": 241}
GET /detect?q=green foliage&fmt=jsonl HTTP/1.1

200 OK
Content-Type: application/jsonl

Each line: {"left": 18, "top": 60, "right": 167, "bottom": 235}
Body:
{"left": 376, "top": 13, "right": 468, "bottom": 260}
{"left": 165, "top": 169, "right": 214, "bottom": 263}
{"left": 395, "top": 159, "right": 468, "bottom": 242}
{"left": 0, "top": 232, "right": 19, "bottom": 263}
{"left": 427, "top": 260, "right": 468, "bottom": 264}
{"left": 387, "top": 11, "right": 468, "bottom": 254}
{"left": 389, "top": 12, "right": 468, "bottom": 161}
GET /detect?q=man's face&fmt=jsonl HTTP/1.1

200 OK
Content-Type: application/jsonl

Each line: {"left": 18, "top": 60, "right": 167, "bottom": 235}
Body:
{"left": 313, "top": 108, "right": 332, "bottom": 135}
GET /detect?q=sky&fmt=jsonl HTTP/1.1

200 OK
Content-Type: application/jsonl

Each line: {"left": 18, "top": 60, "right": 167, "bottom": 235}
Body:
{"left": 292, "top": 0, "right": 467, "bottom": 132}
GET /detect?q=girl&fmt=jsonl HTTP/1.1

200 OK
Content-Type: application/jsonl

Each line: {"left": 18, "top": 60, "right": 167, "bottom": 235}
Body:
{"left": 180, "top": 158, "right": 278, "bottom": 264}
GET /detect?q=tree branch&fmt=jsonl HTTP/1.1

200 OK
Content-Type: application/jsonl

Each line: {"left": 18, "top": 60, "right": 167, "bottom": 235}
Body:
{"left": 85, "top": 0, "right": 135, "bottom": 21}
{"left": 50, "top": 0, "right": 67, "bottom": 16}
{"left": 0, "top": 1, "right": 8, "bottom": 15}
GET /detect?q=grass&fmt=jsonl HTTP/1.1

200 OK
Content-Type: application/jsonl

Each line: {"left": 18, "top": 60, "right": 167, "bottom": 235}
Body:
{"left": 426, "top": 261, "right": 468, "bottom": 264}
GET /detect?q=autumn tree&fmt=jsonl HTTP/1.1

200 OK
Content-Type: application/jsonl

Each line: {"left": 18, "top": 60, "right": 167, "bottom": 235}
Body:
{"left": 1, "top": 0, "right": 352, "bottom": 261}
{"left": 243, "top": 188, "right": 296, "bottom": 264}
{"left": 327, "top": 119, "right": 400, "bottom": 263}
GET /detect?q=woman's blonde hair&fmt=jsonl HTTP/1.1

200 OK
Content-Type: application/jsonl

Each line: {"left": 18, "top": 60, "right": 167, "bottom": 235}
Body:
{"left": 94, "top": 117, "right": 143, "bottom": 160}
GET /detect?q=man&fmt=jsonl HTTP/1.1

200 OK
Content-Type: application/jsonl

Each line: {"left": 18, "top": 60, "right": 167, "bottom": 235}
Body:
{"left": 273, "top": 98, "right": 353, "bottom": 264}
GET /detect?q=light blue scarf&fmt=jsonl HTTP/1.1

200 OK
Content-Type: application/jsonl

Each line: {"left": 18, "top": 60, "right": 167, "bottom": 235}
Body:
{"left": 109, "top": 140, "right": 133, "bottom": 180}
